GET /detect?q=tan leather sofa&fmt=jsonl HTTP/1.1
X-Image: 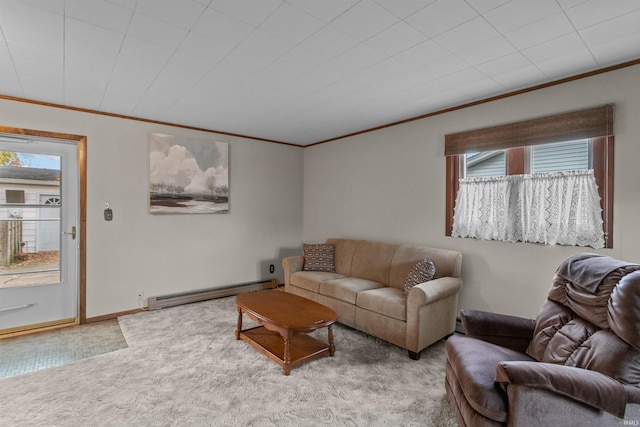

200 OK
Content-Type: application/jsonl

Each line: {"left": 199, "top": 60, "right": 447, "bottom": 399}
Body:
{"left": 445, "top": 253, "right": 640, "bottom": 426}
{"left": 282, "top": 238, "right": 463, "bottom": 359}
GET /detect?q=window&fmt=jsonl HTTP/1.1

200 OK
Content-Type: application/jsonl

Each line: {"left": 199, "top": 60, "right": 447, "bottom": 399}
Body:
{"left": 5, "top": 190, "right": 25, "bottom": 204}
{"left": 531, "top": 139, "right": 589, "bottom": 173}
{"left": 43, "top": 196, "right": 61, "bottom": 205}
{"left": 445, "top": 105, "right": 614, "bottom": 248}
{"left": 466, "top": 151, "right": 506, "bottom": 177}
{"left": 465, "top": 139, "right": 590, "bottom": 177}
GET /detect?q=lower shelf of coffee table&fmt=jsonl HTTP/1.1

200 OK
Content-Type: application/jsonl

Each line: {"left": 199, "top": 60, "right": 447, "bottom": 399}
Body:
{"left": 239, "top": 326, "right": 331, "bottom": 374}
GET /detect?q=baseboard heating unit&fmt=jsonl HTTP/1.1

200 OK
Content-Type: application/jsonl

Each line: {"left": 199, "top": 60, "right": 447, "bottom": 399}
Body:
{"left": 147, "top": 279, "right": 279, "bottom": 310}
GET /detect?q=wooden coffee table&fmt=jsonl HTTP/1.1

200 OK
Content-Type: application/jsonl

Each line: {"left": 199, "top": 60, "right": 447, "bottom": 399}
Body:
{"left": 235, "top": 290, "right": 337, "bottom": 375}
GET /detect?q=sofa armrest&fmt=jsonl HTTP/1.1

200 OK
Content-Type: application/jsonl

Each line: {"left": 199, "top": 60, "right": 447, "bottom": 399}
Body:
{"left": 282, "top": 255, "right": 304, "bottom": 287}
{"left": 408, "top": 276, "right": 462, "bottom": 306}
{"left": 496, "top": 361, "right": 628, "bottom": 418}
{"left": 461, "top": 310, "right": 535, "bottom": 353}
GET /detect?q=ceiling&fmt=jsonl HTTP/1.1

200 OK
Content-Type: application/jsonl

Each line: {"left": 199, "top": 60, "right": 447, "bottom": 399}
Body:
{"left": 1, "top": 1, "right": 639, "bottom": 146}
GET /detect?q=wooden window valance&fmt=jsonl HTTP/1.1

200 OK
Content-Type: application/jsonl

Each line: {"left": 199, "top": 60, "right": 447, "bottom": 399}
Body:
{"left": 444, "top": 104, "right": 614, "bottom": 156}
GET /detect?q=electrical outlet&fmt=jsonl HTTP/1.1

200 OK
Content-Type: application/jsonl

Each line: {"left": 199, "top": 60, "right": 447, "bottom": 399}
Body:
{"left": 269, "top": 264, "right": 274, "bottom": 274}
{"left": 137, "top": 290, "right": 145, "bottom": 308}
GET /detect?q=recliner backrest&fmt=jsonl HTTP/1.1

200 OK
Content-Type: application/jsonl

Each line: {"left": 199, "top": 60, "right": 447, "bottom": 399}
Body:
{"left": 526, "top": 254, "right": 640, "bottom": 387}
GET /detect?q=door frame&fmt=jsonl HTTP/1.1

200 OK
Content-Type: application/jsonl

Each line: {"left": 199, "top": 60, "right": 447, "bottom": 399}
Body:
{"left": 0, "top": 125, "right": 87, "bottom": 324}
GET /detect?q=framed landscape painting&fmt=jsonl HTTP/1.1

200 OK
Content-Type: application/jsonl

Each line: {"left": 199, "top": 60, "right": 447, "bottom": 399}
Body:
{"left": 149, "top": 133, "right": 229, "bottom": 214}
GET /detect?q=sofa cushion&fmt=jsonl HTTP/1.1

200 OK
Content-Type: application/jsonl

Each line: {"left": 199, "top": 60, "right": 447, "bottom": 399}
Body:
{"left": 388, "top": 245, "right": 432, "bottom": 289}
{"left": 445, "top": 335, "right": 535, "bottom": 423}
{"left": 303, "top": 243, "right": 335, "bottom": 272}
{"left": 350, "top": 241, "right": 398, "bottom": 285}
{"left": 388, "top": 245, "right": 461, "bottom": 290}
{"left": 290, "top": 271, "right": 346, "bottom": 293}
{"left": 326, "top": 238, "right": 363, "bottom": 276}
{"left": 319, "top": 277, "right": 385, "bottom": 305}
{"left": 357, "top": 287, "right": 406, "bottom": 321}
{"left": 403, "top": 258, "right": 435, "bottom": 296}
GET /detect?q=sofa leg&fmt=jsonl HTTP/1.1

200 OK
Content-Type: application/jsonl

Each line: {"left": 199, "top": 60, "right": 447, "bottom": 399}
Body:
{"left": 408, "top": 350, "right": 421, "bottom": 360}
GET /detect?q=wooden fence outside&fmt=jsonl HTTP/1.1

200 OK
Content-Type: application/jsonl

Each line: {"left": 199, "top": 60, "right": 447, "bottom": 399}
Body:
{"left": 0, "top": 220, "right": 22, "bottom": 267}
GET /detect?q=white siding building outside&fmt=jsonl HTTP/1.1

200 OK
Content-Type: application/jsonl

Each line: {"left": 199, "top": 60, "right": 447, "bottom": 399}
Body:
{"left": 0, "top": 167, "right": 60, "bottom": 254}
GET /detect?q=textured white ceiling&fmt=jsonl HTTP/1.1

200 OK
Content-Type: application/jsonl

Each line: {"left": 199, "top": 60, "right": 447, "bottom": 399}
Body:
{"left": 1, "top": 0, "right": 639, "bottom": 145}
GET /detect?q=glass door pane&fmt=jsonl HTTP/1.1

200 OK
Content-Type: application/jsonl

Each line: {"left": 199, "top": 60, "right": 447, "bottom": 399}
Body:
{"left": 0, "top": 151, "right": 61, "bottom": 289}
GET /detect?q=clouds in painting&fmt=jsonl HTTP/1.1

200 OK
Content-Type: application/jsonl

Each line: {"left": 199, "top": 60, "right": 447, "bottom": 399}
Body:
{"left": 150, "top": 133, "right": 228, "bottom": 195}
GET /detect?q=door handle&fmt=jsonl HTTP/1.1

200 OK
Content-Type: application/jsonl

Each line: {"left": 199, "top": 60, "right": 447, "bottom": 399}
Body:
{"left": 63, "top": 226, "right": 76, "bottom": 240}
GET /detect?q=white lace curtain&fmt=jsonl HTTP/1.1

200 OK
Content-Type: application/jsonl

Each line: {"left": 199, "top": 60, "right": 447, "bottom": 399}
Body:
{"left": 452, "top": 170, "right": 605, "bottom": 248}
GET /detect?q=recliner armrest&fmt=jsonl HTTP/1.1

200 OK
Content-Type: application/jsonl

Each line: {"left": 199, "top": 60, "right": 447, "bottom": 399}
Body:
{"left": 496, "top": 361, "right": 628, "bottom": 418}
{"left": 461, "top": 310, "right": 535, "bottom": 353}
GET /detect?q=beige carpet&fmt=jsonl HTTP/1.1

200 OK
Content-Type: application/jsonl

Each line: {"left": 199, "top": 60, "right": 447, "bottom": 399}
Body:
{"left": 0, "top": 296, "right": 457, "bottom": 426}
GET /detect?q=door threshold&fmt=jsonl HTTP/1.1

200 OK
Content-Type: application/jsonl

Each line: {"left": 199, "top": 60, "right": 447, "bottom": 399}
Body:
{"left": 0, "top": 318, "right": 77, "bottom": 339}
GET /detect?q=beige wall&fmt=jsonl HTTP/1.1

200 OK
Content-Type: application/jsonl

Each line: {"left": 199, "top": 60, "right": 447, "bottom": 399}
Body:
{"left": 3, "top": 63, "right": 638, "bottom": 321}
{"left": 0, "top": 98, "right": 304, "bottom": 318}
{"left": 303, "top": 63, "right": 640, "bottom": 319}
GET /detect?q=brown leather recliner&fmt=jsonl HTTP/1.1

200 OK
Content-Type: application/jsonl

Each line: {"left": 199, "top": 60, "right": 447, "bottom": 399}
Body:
{"left": 445, "top": 253, "right": 640, "bottom": 426}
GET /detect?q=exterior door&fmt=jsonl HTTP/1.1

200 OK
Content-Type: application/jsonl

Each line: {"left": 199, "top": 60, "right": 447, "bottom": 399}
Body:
{"left": 0, "top": 137, "right": 79, "bottom": 334}
{"left": 37, "top": 194, "right": 61, "bottom": 252}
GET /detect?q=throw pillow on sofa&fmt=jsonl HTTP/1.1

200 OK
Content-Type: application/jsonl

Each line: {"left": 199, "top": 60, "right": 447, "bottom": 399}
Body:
{"left": 404, "top": 258, "right": 436, "bottom": 296}
{"left": 303, "top": 243, "right": 336, "bottom": 272}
